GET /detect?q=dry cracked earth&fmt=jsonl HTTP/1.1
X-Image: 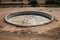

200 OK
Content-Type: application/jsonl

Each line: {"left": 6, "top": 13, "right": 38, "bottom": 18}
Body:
{"left": 0, "top": 7, "right": 60, "bottom": 40}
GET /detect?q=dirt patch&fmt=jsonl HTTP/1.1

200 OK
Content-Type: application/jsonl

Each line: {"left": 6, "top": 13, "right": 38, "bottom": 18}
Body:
{"left": 0, "top": 7, "right": 60, "bottom": 40}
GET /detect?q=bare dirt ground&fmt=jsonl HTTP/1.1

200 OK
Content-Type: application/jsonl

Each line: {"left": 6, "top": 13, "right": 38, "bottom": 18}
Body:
{"left": 0, "top": 7, "right": 60, "bottom": 40}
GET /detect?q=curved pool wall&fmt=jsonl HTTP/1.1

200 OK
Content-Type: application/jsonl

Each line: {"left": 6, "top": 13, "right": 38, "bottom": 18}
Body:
{"left": 5, "top": 11, "right": 54, "bottom": 27}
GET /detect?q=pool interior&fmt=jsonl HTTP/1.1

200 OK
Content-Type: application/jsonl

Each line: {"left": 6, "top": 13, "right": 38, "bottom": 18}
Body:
{"left": 6, "top": 11, "right": 52, "bottom": 20}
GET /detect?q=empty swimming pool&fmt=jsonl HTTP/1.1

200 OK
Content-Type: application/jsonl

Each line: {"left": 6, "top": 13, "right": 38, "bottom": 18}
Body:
{"left": 5, "top": 11, "right": 54, "bottom": 27}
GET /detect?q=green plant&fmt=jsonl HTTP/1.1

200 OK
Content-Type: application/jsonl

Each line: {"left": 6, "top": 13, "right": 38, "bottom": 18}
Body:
{"left": 55, "top": 0, "right": 60, "bottom": 5}
{"left": 45, "top": 0, "right": 56, "bottom": 5}
{"left": 28, "top": 0, "right": 38, "bottom": 7}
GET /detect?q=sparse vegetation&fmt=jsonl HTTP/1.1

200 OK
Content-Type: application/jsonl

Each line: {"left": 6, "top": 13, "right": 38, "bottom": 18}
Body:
{"left": 45, "top": 0, "right": 56, "bottom": 5}
{"left": 45, "top": 0, "right": 60, "bottom": 5}
{"left": 28, "top": 0, "right": 38, "bottom": 7}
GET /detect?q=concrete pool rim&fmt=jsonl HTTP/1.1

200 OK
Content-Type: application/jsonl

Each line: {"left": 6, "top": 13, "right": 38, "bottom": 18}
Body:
{"left": 4, "top": 11, "right": 54, "bottom": 27}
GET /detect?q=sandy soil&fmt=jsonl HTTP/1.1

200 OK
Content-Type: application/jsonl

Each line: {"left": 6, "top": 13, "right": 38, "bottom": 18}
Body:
{"left": 0, "top": 7, "right": 60, "bottom": 40}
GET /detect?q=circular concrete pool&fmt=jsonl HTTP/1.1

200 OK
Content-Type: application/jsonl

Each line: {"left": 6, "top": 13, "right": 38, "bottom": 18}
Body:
{"left": 5, "top": 11, "right": 54, "bottom": 27}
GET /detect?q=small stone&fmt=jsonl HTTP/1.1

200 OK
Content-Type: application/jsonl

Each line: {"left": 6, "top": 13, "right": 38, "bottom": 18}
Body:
{"left": 55, "top": 19, "right": 59, "bottom": 22}
{"left": 0, "top": 25, "right": 3, "bottom": 28}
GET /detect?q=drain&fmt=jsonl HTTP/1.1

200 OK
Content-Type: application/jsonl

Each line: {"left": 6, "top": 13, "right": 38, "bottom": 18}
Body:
{"left": 5, "top": 11, "right": 54, "bottom": 27}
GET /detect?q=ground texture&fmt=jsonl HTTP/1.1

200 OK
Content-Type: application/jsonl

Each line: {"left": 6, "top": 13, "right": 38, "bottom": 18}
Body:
{"left": 0, "top": 7, "right": 60, "bottom": 40}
